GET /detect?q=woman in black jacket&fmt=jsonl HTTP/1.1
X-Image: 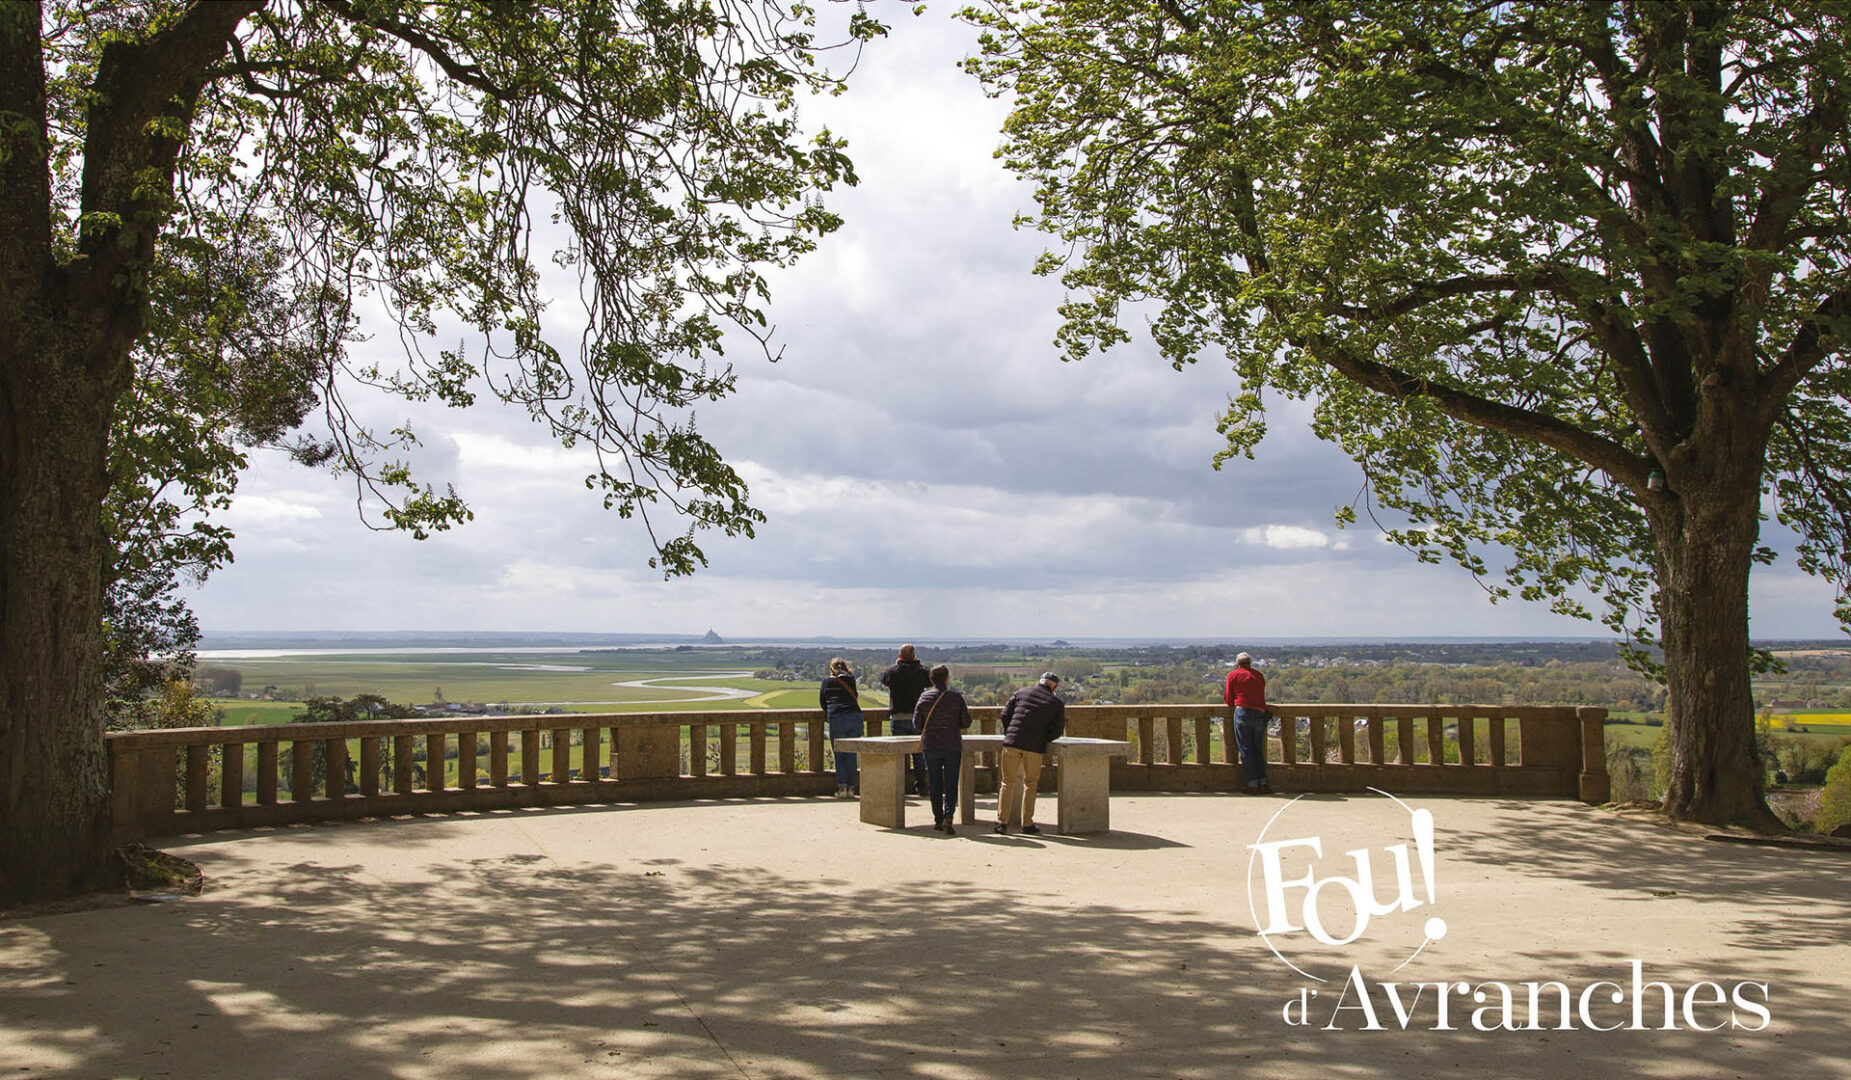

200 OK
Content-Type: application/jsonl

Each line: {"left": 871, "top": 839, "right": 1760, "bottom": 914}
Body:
{"left": 820, "top": 657, "right": 863, "bottom": 798}
{"left": 914, "top": 664, "right": 972, "bottom": 834}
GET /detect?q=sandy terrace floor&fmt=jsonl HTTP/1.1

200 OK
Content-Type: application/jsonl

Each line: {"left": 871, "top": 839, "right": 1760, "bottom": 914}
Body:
{"left": 2, "top": 792, "right": 1847, "bottom": 1080}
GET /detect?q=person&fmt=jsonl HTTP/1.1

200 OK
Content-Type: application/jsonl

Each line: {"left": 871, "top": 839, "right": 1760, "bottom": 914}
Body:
{"left": 995, "top": 672, "right": 1065, "bottom": 834}
{"left": 914, "top": 664, "right": 972, "bottom": 834}
{"left": 820, "top": 657, "right": 863, "bottom": 798}
{"left": 1223, "top": 652, "right": 1271, "bottom": 793}
{"left": 879, "top": 643, "right": 932, "bottom": 795}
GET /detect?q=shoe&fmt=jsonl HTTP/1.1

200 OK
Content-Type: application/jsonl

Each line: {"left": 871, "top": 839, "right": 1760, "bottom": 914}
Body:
{"left": 943, "top": 823, "right": 956, "bottom": 836}
{"left": 994, "top": 822, "right": 1008, "bottom": 834}
{"left": 836, "top": 786, "right": 851, "bottom": 799}
{"left": 1021, "top": 824, "right": 1040, "bottom": 835}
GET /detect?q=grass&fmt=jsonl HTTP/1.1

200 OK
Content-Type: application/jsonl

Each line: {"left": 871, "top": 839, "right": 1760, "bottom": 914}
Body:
{"left": 201, "top": 652, "right": 890, "bottom": 725}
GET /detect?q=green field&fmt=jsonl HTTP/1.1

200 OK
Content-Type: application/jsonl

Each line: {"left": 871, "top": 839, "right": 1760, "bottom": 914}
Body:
{"left": 201, "top": 650, "right": 888, "bottom": 724}
{"left": 1603, "top": 718, "right": 1851, "bottom": 750}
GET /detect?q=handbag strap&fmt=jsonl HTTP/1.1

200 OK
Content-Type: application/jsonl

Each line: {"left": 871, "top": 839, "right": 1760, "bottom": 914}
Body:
{"left": 922, "top": 690, "right": 946, "bottom": 728}
{"left": 833, "top": 675, "right": 858, "bottom": 702}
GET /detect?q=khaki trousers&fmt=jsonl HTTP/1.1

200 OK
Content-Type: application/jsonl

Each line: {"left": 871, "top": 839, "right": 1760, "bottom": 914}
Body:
{"left": 998, "top": 747, "right": 1045, "bottom": 827}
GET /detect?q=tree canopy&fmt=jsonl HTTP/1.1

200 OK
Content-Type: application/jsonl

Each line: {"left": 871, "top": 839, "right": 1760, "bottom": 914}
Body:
{"left": 48, "top": 0, "right": 883, "bottom": 571}
{"left": 966, "top": 0, "right": 1851, "bottom": 824}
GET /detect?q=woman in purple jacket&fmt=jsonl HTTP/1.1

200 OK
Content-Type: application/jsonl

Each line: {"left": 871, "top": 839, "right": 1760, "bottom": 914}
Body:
{"left": 913, "top": 664, "right": 972, "bottom": 834}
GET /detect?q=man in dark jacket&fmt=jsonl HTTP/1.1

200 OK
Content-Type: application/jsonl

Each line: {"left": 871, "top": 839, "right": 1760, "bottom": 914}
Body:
{"left": 880, "top": 644, "right": 932, "bottom": 795}
{"left": 995, "top": 672, "right": 1066, "bottom": 834}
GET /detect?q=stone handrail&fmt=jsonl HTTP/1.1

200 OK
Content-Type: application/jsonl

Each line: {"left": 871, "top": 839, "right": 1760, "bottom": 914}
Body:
{"left": 106, "top": 703, "right": 1606, "bottom": 841}
{"left": 1059, "top": 703, "right": 1607, "bottom": 802}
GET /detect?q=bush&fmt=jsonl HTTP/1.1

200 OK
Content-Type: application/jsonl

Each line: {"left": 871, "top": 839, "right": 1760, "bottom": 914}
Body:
{"left": 1816, "top": 747, "right": 1851, "bottom": 835}
{"left": 1650, "top": 725, "right": 1673, "bottom": 800}
{"left": 1606, "top": 744, "right": 1655, "bottom": 803}
{"left": 1769, "top": 735, "right": 1850, "bottom": 786}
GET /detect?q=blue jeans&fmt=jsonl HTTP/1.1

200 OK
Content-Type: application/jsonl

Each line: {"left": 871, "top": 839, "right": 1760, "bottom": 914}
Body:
{"left": 1233, "top": 707, "right": 1270, "bottom": 789}
{"left": 888, "top": 712, "right": 928, "bottom": 793}
{"left": 828, "top": 711, "right": 863, "bottom": 788}
{"left": 923, "top": 748, "right": 961, "bottom": 823}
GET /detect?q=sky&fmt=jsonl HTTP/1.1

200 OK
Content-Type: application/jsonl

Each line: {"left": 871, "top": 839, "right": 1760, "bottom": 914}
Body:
{"left": 182, "top": 8, "right": 1845, "bottom": 642}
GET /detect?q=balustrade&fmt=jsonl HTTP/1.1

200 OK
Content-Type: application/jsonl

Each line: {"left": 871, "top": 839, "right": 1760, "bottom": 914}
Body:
{"left": 105, "top": 703, "right": 1606, "bottom": 841}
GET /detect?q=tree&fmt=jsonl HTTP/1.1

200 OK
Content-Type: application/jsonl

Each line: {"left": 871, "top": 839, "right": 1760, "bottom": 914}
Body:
{"left": 0, "top": 0, "right": 884, "bottom": 904}
{"left": 103, "top": 238, "right": 325, "bottom": 727}
{"left": 966, "top": 1, "right": 1851, "bottom": 827}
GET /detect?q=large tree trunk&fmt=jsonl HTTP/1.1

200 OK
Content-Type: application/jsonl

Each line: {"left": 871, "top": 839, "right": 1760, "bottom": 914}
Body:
{"left": 0, "top": 329, "right": 126, "bottom": 905}
{"left": 1650, "top": 449, "right": 1782, "bottom": 830}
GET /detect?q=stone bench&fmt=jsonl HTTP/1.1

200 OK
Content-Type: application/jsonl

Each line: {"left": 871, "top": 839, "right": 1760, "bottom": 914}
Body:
{"left": 831, "top": 733, "right": 1132, "bottom": 834}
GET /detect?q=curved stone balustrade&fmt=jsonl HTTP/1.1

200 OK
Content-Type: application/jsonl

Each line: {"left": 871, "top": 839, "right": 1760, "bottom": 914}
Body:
{"left": 106, "top": 703, "right": 1606, "bottom": 841}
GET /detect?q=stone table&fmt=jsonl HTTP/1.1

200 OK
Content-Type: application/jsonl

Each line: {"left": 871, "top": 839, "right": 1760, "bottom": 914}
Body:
{"left": 832, "top": 734, "right": 1131, "bottom": 833}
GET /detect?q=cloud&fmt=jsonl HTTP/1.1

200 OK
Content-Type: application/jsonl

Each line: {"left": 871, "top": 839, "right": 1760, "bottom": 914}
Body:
{"left": 220, "top": 495, "right": 324, "bottom": 528}
{"left": 1241, "top": 524, "right": 1348, "bottom": 551}
{"left": 175, "top": 9, "right": 1846, "bottom": 642}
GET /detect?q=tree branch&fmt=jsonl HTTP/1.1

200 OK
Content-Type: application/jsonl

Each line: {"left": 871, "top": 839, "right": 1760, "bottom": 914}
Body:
{"left": 65, "top": 0, "right": 261, "bottom": 372}
{"left": 0, "top": 0, "right": 51, "bottom": 305}
{"left": 1757, "top": 284, "right": 1851, "bottom": 423}
{"left": 1155, "top": 0, "right": 1199, "bottom": 35}
{"left": 78, "top": 1, "right": 263, "bottom": 225}
{"left": 1308, "top": 333, "right": 1648, "bottom": 487}
{"left": 1330, "top": 274, "right": 1521, "bottom": 321}
{"left": 1574, "top": 7, "right": 1675, "bottom": 226}
{"left": 1743, "top": 87, "right": 1845, "bottom": 253}
{"left": 1578, "top": 293, "right": 1680, "bottom": 455}
{"left": 311, "top": 0, "right": 507, "bottom": 100}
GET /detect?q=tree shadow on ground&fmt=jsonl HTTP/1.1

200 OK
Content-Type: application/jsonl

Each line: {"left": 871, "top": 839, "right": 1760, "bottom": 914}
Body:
{"left": 1, "top": 796, "right": 1845, "bottom": 1079}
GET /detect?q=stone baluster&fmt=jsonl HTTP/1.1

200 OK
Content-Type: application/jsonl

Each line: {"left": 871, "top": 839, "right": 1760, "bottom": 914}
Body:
{"left": 292, "top": 740, "right": 315, "bottom": 802}
{"left": 489, "top": 731, "right": 509, "bottom": 787}
{"left": 458, "top": 731, "right": 478, "bottom": 789}
{"left": 520, "top": 729, "right": 541, "bottom": 785}
{"left": 222, "top": 742, "right": 244, "bottom": 808}
{"left": 185, "top": 745, "right": 210, "bottom": 813}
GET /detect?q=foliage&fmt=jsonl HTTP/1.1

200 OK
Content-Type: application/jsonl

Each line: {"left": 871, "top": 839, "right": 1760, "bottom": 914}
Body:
{"left": 965, "top": 0, "right": 1851, "bottom": 822}
{"left": 40, "top": 0, "right": 889, "bottom": 576}
{"left": 965, "top": 0, "right": 1851, "bottom": 650}
{"left": 969, "top": 0, "right": 1851, "bottom": 652}
{"left": 108, "top": 677, "right": 222, "bottom": 733}
{"left": 195, "top": 667, "right": 244, "bottom": 696}
{"left": 5, "top": 2, "right": 893, "bottom": 898}
{"left": 1606, "top": 742, "right": 1656, "bottom": 803}
{"left": 290, "top": 694, "right": 420, "bottom": 792}
{"left": 1767, "top": 733, "right": 1851, "bottom": 785}
{"left": 1817, "top": 746, "right": 1851, "bottom": 832}
{"left": 101, "top": 237, "right": 329, "bottom": 718}
{"left": 290, "top": 693, "right": 420, "bottom": 725}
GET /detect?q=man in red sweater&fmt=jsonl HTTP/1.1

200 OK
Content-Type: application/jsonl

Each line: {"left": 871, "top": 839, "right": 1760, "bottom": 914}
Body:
{"left": 1222, "top": 652, "right": 1271, "bottom": 793}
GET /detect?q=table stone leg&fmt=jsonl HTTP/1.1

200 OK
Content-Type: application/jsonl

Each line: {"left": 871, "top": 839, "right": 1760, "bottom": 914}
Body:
{"left": 858, "top": 754, "right": 906, "bottom": 828}
{"left": 959, "top": 748, "right": 977, "bottom": 825}
{"left": 1056, "top": 755, "right": 1112, "bottom": 834}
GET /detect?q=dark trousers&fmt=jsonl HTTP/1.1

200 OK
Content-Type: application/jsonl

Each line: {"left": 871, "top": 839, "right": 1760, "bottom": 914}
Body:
{"left": 888, "top": 712, "right": 928, "bottom": 793}
{"left": 923, "top": 748, "right": 961, "bottom": 823}
{"left": 1233, "top": 707, "right": 1270, "bottom": 789}
{"left": 828, "top": 711, "right": 863, "bottom": 788}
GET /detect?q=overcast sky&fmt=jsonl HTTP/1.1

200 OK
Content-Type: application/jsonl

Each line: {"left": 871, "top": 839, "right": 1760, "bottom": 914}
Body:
{"left": 182, "top": 8, "right": 1844, "bottom": 642}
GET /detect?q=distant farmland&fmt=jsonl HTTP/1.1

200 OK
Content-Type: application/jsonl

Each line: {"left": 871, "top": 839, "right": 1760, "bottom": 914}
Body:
{"left": 200, "top": 648, "right": 889, "bottom": 723}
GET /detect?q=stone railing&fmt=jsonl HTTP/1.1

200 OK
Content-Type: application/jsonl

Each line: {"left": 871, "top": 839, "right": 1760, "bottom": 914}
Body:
{"left": 107, "top": 703, "right": 1606, "bottom": 841}
{"left": 1061, "top": 704, "right": 1608, "bottom": 801}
